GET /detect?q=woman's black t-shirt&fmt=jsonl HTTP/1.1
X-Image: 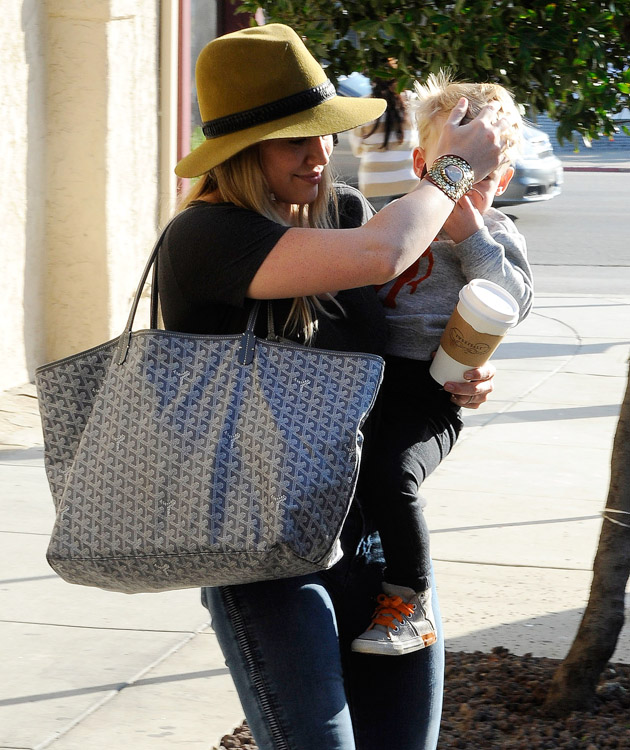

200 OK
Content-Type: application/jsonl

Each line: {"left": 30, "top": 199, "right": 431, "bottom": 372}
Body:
{"left": 158, "top": 184, "right": 388, "bottom": 357}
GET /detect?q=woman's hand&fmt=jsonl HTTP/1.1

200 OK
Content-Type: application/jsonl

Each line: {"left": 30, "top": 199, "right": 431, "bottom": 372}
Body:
{"left": 434, "top": 98, "right": 509, "bottom": 182}
{"left": 443, "top": 363, "right": 496, "bottom": 409}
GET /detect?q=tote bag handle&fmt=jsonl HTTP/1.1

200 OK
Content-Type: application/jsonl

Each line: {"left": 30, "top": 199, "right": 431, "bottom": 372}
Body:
{"left": 114, "top": 220, "right": 262, "bottom": 367}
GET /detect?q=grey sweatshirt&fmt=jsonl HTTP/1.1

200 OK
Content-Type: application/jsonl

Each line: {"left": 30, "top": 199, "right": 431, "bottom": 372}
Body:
{"left": 377, "top": 207, "right": 534, "bottom": 360}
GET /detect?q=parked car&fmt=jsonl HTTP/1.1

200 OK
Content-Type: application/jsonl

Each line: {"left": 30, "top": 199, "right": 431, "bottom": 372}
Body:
{"left": 337, "top": 73, "right": 563, "bottom": 207}
{"left": 494, "top": 123, "right": 563, "bottom": 206}
{"left": 337, "top": 72, "right": 373, "bottom": 98}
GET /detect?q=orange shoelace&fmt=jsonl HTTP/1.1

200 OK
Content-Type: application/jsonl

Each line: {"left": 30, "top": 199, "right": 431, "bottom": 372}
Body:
{"left": 368, "top": 593, "right": 415, "bottom": 631}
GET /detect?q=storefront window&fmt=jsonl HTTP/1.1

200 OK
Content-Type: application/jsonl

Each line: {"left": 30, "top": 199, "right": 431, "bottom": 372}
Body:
{"left": 184, "top": 1, "right": 253, "bottom": 163}
{"left": 188, "top": 1, "right": 218, "bottom": 155}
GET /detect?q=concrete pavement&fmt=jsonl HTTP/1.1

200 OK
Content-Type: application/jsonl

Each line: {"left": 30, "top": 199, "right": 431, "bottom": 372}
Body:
{"left": 1, "top": 390, "right": 243, "bottom": 749}
{"left": 427, "top": 294, "right": 630, "bottom": 660}
{"left": 546, "top": 141, "right": 630, "bottom": 172}
{"left": 3, "top": 293, "right": 629, "bottom": 749}
{"left": 2, "top": 159, "right": 630, "bottom": 749}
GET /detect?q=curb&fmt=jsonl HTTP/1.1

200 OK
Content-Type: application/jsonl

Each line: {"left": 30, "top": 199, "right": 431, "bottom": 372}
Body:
{"left": 562, "top": 165, "right": 630, "bottom": 173}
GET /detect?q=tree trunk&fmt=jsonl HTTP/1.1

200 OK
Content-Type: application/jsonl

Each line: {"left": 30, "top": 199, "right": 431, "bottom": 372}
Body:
{"left": 544, "top": 361, "right": 630, "bottom": 717}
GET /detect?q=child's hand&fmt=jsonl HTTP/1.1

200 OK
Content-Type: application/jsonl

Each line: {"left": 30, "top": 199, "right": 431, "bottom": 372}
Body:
{"left": 442, "top": 193, "right": 484, "bottom": 244}
{"left": 443, "top": 362, "right": 496, "bottom": 409}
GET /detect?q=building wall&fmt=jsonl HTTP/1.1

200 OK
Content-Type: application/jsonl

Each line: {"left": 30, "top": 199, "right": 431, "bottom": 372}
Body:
{"left": 1, "top": 0, "right": 161, "bottom": 391}
{"left": 1, "top": 1, "right": 47, "bottom": 389}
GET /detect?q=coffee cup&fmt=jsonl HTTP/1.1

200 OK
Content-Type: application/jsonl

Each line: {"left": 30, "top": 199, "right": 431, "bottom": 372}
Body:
{"left": 429, "top": 279, "right": 519, "bottom": 385}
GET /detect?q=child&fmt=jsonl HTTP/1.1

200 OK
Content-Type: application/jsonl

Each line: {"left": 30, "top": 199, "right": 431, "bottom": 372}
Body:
{"left": 351, "top": 71, "right": 534, "bottom": 656}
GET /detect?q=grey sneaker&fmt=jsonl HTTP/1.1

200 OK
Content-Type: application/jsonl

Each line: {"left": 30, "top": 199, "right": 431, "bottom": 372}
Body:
{"left": 351, "top": 582, "right": 437, "bottom": 656}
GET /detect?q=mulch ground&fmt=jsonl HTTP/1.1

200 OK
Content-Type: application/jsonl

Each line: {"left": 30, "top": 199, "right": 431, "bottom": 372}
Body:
{"left": 214, "top": 647, "right": 630, "bottom": 749}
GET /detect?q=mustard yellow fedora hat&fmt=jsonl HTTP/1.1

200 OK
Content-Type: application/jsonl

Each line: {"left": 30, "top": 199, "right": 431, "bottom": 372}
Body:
{"left": 175, "top": 24, "right": 386, "bottom": 178}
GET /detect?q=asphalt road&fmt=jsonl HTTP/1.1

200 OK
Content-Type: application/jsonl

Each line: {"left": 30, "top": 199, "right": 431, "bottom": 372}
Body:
{"left": 507, "top": 171, "right": 630, "bottom": 295}
{"left": 331, "top": 137, "right": 629, "bottom": 296}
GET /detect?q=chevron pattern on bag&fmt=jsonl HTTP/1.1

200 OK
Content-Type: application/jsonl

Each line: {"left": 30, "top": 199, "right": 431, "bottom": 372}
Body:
{"left": 36, "top": 330, "right": 383, "bottom": 593}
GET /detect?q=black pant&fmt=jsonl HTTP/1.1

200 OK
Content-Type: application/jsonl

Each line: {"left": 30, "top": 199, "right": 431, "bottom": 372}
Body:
{"left": 359, "top": 356, "right": 463, "bottom": 592}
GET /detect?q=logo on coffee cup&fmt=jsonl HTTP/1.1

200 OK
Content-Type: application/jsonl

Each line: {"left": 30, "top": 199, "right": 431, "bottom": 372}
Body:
{"left": 449, "top": 327, "right": 491, "bottom": 356}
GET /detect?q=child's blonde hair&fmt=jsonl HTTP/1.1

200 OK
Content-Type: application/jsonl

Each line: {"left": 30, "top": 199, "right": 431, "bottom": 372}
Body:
{"left": 414, "top": 70, "right": 523, "bottom": 166}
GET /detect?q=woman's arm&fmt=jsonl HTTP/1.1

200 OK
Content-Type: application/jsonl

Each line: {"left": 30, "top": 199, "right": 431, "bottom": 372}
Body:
{"left": 248, "top": 179, "right": 454, "bottom": 298}
{"left": 248, "top": 99, "right": 508, "bottom": 300}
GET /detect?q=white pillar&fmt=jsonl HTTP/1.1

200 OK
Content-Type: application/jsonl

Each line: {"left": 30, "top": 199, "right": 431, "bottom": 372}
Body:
{"left": 1, "top": 0, "right": 168, "bottom": 388}
{"left": 44, "top": 0, "right": 160, "bottom": 361}
{"left": 0, "top": 1, "right": 47, "bottom": 389}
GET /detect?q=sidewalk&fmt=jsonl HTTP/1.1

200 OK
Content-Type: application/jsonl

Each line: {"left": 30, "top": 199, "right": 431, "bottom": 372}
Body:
{"left": 2, "top": 291, "right": 629, "bottom": 749}
{"left": 427, "top": 294, "right": 630, "bottom": 660}
{"left": 560, "top": 149, "right": 630, "bottom": 172}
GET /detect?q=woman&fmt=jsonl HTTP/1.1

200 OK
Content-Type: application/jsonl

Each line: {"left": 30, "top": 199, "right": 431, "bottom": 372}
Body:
{"left": 162, "top": 24, "right": 508, "bottom": 750}
{"left": 350, "top": 78, "right": 420, "bottom": 209}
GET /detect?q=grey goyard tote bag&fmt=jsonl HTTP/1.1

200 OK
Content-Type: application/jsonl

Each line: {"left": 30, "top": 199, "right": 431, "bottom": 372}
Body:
{"left": 35, "top": 224, "right": 384, "bottom": 594}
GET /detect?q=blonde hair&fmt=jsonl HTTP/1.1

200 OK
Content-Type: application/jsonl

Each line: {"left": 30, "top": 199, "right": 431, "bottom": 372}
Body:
{"left": 178, "top": 144, "right": 340, "bottom": 343}
{"left": 414, "top": 70, "right": 523, "bottom": 166}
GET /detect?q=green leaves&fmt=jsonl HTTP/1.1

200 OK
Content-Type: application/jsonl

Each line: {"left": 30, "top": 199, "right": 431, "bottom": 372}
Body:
{"left": 236, "top": 0, "right": 630, "bottom": 143}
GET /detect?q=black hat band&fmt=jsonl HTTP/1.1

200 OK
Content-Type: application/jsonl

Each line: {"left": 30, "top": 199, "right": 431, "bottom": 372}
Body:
{"left": 202, "top": 80, "right": 336, "bottom": 139}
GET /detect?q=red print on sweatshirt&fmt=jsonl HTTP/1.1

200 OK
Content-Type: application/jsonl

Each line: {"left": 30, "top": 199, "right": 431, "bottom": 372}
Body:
{"left": 377, "top": 248, "right": 434, "bottom": 308}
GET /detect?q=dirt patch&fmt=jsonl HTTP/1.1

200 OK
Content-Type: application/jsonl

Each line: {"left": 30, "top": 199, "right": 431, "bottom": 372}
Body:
{"left": 214, "top": 647, "right": 630, "bottom": 749}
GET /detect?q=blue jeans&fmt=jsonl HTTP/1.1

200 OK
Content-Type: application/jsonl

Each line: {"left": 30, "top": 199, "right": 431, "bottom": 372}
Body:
{"left": 202, "top": 509, "right": 444, "bottom": 750}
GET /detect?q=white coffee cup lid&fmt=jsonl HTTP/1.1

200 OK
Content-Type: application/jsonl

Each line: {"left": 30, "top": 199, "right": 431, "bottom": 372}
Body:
{"left": 459, "top": 279, "right": 519, "bottom": 327}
